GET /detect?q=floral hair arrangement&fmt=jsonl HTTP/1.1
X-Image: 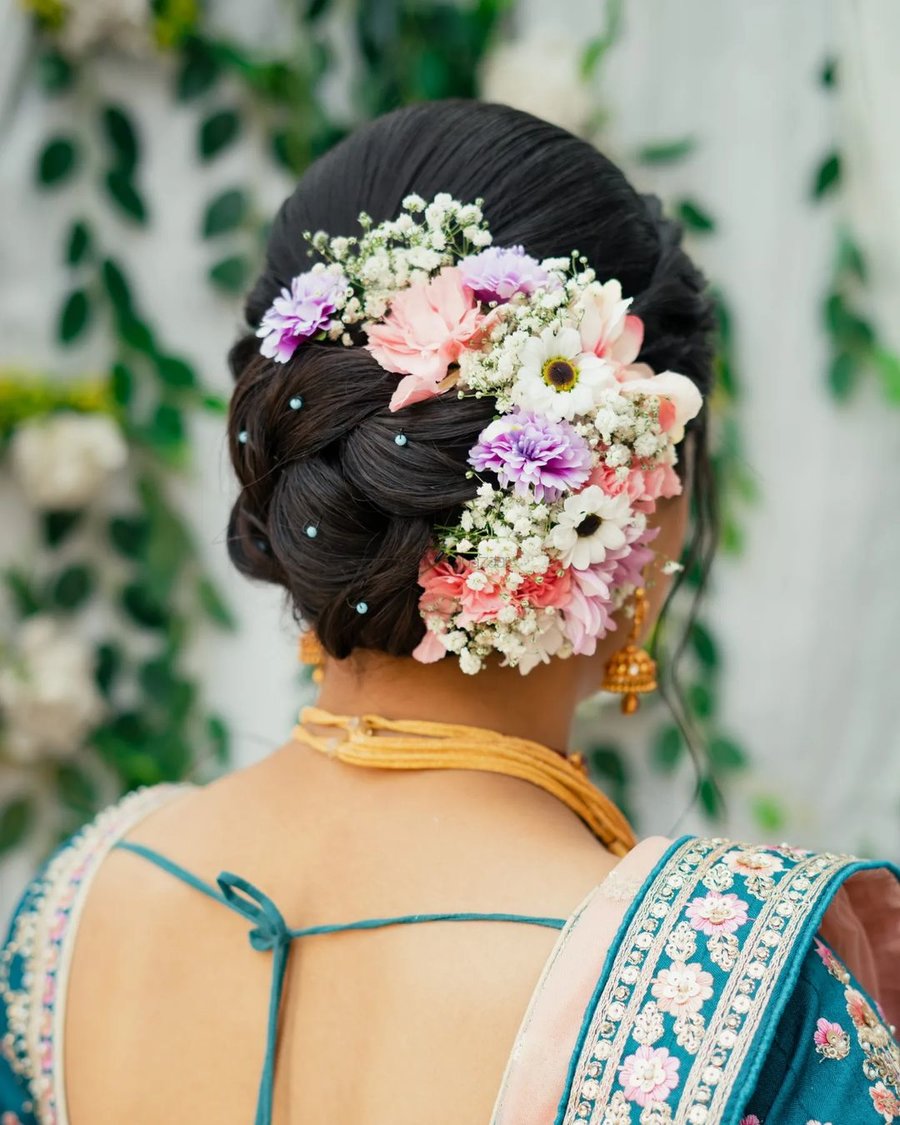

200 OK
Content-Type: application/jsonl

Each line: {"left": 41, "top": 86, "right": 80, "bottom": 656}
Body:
{"left": 257, "top": 194, "right": 703, "bottom": 675}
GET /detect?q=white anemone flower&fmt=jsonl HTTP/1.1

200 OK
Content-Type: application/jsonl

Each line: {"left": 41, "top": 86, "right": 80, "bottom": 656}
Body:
{"left": 548, "top": 486, "right": 631, "bottom": 569}
{"left": 513, "top": 326, "right": 616, "bottom": 421}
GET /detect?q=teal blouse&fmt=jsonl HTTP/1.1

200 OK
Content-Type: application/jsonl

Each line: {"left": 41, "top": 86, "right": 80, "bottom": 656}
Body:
{"left": 1, "top": 784, "right": 898, "bottom": 1124}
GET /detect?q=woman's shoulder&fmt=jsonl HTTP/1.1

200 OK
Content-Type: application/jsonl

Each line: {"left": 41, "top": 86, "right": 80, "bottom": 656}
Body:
{"left": 0, "top": 783, "right": 192, "bottom": 1122}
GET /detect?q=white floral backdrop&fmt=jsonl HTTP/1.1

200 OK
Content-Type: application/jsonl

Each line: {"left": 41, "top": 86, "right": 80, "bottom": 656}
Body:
{"left": 2, "top": 0, "right": 899, "bottom": 920}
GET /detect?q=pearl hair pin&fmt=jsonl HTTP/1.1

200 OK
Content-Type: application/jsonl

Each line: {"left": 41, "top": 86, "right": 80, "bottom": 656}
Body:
{"left": 305, "top": 525, "right": 318, "bottom": 538}
{"left": 289, "top": 396, "right": 303, "bottom": 410}
{"left": 238, "top": 430, "right": 249, "bottom": 444}
{"left": 355, "top": 601, "right": 369, "bottom": 614}
{"left": 394, "top": 433, "right": 408, "bottom": 446}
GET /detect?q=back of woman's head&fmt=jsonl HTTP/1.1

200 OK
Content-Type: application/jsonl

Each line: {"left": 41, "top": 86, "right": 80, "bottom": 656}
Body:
{"left": 226, "top": 99, "right": 716, "bottom": 660}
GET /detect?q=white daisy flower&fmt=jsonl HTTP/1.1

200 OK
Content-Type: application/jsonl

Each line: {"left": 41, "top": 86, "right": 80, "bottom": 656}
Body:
{"left": 513, "top": 326, "right": 616, "bottom": 421}
{"left": 548, "top": 485, "right": 631, "bottom": 569}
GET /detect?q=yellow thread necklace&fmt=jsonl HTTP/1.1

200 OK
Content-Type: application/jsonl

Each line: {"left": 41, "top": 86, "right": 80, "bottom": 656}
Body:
{"left": 292, "top": 706, "right": 636, "bottom": 858}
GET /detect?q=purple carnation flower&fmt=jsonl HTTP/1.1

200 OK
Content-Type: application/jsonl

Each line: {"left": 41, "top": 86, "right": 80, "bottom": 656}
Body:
{"left": 469, "top": 411, "right": 592, "bottom": 501}
{"left": 459, "top": 245, "right": 556, "bottom": 304}
{"left": 257, "top": 268, "right": 346, "bottom": 363}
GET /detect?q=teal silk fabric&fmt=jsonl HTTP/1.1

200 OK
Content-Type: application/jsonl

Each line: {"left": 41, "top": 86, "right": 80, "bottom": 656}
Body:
{"left": 1, "top": 786, "right": 897, "bottom": 1124}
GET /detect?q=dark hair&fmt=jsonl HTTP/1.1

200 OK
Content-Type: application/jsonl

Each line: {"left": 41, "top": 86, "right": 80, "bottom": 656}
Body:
{"left": 227, "top": 100, "right": 716, "bottom": 662}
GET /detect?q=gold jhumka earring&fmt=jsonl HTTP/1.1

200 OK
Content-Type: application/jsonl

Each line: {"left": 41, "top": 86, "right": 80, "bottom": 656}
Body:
{"left": 299, "top": 632, "right": 325, "bottom": 684}
{"left": 601, "top": 587, "right": 657, "bottom": 715}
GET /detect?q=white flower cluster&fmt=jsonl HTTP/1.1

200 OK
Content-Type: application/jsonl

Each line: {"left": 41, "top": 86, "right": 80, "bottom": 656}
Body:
{"left": 0, "top": 616, "right": 105, "bottom": 764}
{"left": 10, "top": 412, "right": 128, "bottom": 510}
{"left": 308, "top": 193, "right": 492, "bottom": 325}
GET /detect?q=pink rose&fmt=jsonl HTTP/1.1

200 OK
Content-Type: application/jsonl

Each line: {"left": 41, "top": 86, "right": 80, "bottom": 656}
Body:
{"left": 364, "top": 267, "right": 485, "bottom": 411}
{"left": 616, "top": 366, "right": 703, "bottom": 443}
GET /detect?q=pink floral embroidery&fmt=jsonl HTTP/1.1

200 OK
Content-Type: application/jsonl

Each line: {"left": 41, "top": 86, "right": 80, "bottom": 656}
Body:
{"left": 618, "top": 1044, "right": 680, "bottom": 1107}
{"left": 650, "top": 960, "right": 714, "bottom": 1015}
{"left": 2, "top": 1113, "right": 24, "bottom": 1125}
{"left": 870, "top": 1082, "right": 900, "bottom": 1121}
{"left": 685, "top": 891, "right": 750, "bottom": 936}
{"left": 740, "top": 1117, "right": 762, "bottom": 1125}
{"left": 813, "top": 1017, "right": 850, "bottom": 1060}
{"left": 814, "top": 938, "right": 849, "bottom": 983}
{"left": 846, "top": 988, "right": 879, "bottom": 1031}
{"left": 724, "top": 849, "right": 783, "bottom": 877}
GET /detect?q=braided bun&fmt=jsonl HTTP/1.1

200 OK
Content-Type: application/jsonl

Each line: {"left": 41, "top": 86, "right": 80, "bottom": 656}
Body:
{"left": 226, "top": 101, "right": 715, "bottom": 661}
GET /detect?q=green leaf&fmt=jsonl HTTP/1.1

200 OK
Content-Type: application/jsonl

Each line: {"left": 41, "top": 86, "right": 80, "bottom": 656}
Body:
{"left": 175, "top": 39, "right": 221, "bottom": 101}
{"left": 752, "top": 794, "right": 786, "bottom": 833}
{"left": 270, "top": 127, "right": 309, "bottom": 174}
{"left": 111, "top": 360, "right": 134, "bottom": 406}
{"left": 57, "top": 289, "right": 91, "bottom": 344}
{"left": 104, "top": 170, "right": 148, "bottom": 223}
{"left": 820, "top": 56, "right": 838, "bottom": 89}
{"left": 708, "top": 735, "right": 747, "bottom": 772}
{"left": 138, "top": 656, "right": 178, "bottom": 702}
{"left": 36, "top": 137, "right": 78, "bottom": 186}
{"left": 201, "top": 392, "right": 228, "bottom": 414}
{"left": 0, "top": 798, "right": 35, "bottom": 855}
{"left": 689, "top": 621, "right": 719, "bottom": 669}
{"left": 101, "top": 104, "right": 140, "bottom": 173}
{"left": 676, "top": 198, "right": 716, "bottom": 234}
{"left": 812, "top": 152, "right": 841, "bottom": 199}
{"left": 38, "top": 49, "right": 74, "bottom": 94}
{"left": 4, "top": 568, "right": 44, "bottom": 616}
{"left": 198, "top": 108, "right": 240, "bottom": 161}
{"left": 873, "top": 347, "right": 900, "bottom": 403}
{"left": 147, "top": 402, "right": 186, "bottom": 461}
{"left": 207, "top": 713, "right": 230, "bottom": 763}
{"left": 589, "top": 744, "right": 628, "bottom": 786}
{"left": 108, "top": 515, "right": 150, "bottom": 559}
{"left": 65, "top": 219, "right": 93, "bottom": 266}
{"left": 50, "top": 563, "right": 94, "bottom": 610}
{"left": 836, "top": 231, "right": 867, "bottom": 282}
{"left": 687, "top": 681, "right": 715, "bottom": 720}
{"left": 197, "top": 576, "right": 235, "bottom": 629}
{"left": 154, "top": 355, "right": 197, "bottom": 389}
{"left": 55, "top": 762, "right": 98, "bottom": 815}
{"left": 201, "top": 188, "right": 248, "bottom": 237}
{"left": 95, "top": 641, "right": 123, "bottom": 697}
{"left": 118, "top": 315, "right": 155, "bottom": 354}
{"left": 697, "top": 776, "right": 724, "bottom": 819}
{"left": 828, "top": 351, "right": 858, "bottom": 401}
{"left": 652, "top": 725, "right": 684, "bottom": 773}
{"left": 637, "top": 137, "right": 697, "bottom": 165}
{"left": 306, "top": 0, "right": 332, "bottom": 19}
{"left": 208, "top": 254, "right": 249, "bottom": 293}
{"left": 42, "top": 509, "right": 83, "bottom": 548}
{"left": 121, "top": 582, "right": 169, "bottom": 629}
{"left": 102, "top": 257, "right": 133, "bottom": 315}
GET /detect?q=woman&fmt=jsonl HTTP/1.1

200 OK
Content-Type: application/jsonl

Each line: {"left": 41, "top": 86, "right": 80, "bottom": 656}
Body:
{"left": 1, "top": 101, "right": 898, "bottom": 1125}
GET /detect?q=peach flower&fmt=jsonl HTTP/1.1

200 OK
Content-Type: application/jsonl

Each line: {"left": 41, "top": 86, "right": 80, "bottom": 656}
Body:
{"left": 650, "top": 960, "right": 714, "bottom": 1015}
{"left": 365, "top": 267, "right": 485, "bottom": 411}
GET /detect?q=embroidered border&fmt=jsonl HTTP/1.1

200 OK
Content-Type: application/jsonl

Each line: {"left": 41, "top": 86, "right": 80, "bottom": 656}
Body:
{"left": 0, "top": 784, "right": 190, "bottom": 1124}
{"left": 560, "top": 838, "right": 859, "bottom": 1125}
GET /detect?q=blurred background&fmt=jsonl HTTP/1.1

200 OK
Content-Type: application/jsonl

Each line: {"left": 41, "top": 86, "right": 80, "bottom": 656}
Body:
{"left": 2, "top": 0, "right": 899, "bottom": 919}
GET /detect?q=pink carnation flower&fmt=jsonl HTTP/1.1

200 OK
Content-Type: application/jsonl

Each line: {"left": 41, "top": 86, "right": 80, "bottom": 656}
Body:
{"left": 512, "top": 567, "right": 572, "bottom": 611}
{"left": 590, "top": 462, "right": 682, "bottom": 507}
{"left": 364, "top": 267, "right": 485, "bottom": 411}
{"left": 685, "top": 891, "right": 750, "bottom": 936}
{"left": 618, "top": 1044, "right": 680, "bottom": 1108}
{"left": 415, "top": 552, "right": 503, "bottom": 627}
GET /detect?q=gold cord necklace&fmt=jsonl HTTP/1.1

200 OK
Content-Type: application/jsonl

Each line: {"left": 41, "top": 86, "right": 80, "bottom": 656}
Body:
{"left": 292, "top": 706, "right": 636, "bottom": 857}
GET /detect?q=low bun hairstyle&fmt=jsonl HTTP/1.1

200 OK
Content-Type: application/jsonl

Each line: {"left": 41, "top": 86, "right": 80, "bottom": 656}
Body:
{"left": 227, "top": 100, "right": 716, "bottom": 662}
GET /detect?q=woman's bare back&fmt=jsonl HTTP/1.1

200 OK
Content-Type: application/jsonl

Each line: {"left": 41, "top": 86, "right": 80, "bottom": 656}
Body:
{"left": 64, "top": 742, "right": 620, "bottom": 1123}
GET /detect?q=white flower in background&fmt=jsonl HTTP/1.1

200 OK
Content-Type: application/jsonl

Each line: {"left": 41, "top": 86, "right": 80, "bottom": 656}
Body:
{"left": 10, "top": 412, "right": 128, "bottom": 510}
{"left": 514, "top": 326, "right": 616, "bottom": 421}
{"left": 479, "top": 28, "right": 594, "bottom": 136}
{"left": 0, "top": 616, "right": 105, "bottom": 764}
{"left": 548, "top": 485, "right": 631, "bottom": 569}
{"left": 56, "top": 0, "right": 151, "bottom": 58}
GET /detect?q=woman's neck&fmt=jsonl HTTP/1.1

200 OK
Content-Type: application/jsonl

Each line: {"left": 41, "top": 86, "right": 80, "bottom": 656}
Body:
{"left": 314, "top": 650, "right": 587, "bottom": 752}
